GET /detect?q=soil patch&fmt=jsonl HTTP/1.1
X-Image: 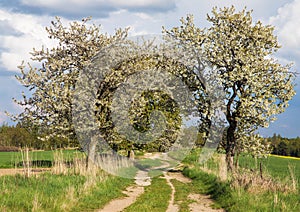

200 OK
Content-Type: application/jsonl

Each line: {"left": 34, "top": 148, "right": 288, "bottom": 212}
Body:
{"left": 0, "top": 168, "right": 51, "bottom": 176}
{"left": 188, "top": 193, "right": 225, "bottom": 212}
{"left": 98, "top": 186, "right": 144, "bottom": 212}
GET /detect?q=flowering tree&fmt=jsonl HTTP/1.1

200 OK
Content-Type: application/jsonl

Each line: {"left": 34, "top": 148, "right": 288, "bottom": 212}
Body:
{"left": 11, "top": 17, "right": 128, "bottom": 143}
{"left": 12, "top": 17, "right": 202, "bottom": 159}
{"left": 164, "top": 6, "right": 295, "bottom": 171}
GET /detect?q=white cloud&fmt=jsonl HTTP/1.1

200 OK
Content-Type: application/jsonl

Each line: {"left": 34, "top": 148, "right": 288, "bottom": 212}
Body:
{"left": 267, "top": 0, "right": 300, "bottom": 81}
{"left": 269, "top": 0, "right": 300, "bottom": 50}
{"left": 0, "top": 9, "right": 57, "bottom": 71}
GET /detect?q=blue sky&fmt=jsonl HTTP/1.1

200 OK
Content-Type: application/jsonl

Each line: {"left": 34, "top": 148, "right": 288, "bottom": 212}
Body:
{"left": 0, "top": 0, "right": 299, "bottom": 137}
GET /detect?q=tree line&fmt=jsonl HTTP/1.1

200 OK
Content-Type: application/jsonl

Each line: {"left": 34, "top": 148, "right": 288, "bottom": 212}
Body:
{"left": 1, "top": 122, "right": 299, "bottom": 159}
{"left": 0, "top": 123, "right": 78, "bottom": 150}
{"left": 267, "top": 134, "right": 300, "bottom": 157}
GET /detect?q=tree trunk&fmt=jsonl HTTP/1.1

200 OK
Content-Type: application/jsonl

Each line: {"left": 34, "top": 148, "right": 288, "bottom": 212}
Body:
{"left": 127, "top": 150, "right": 135, "bottom": 160}
{"left": 225, "top": 121, "right": 237, "bottom": 172}
{"left": 87, "top": 135, "right": 97, "bottom": 170}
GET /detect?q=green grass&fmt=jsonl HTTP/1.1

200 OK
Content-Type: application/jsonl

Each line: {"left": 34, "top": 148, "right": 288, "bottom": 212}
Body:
{"left": 124, "top": 177, "right": 171, "bottom": 212}
{"left": 0, "top": 170, "right": 135, "bottom": 211}
{"left": 181, "top": 149, "right": 300, "bottom": 212}
{"left": 0, "top": 173, "right": 86, "bottom": 211}
{"left": 0, "top": 150, "right": 84, "bottom": 168}
{"left": 182, "top": 167, "right": 233, "bottom": 209}
{"left": 238, "top": 154, "right": 300, "bottom": 183}
{"left": 148, "top": 169, "right": 163, "bottom": 178}
{"left": 171, "top": 179, "right": 202, "bottom": 211}
{"left": 73, "top": 175, "right": 134, "bottom": 211}
{"left": 0, "top": 151, "right": 19, "bottom": 168}
{"left": 183, "top": 165, "right": 300, "bottom": 212}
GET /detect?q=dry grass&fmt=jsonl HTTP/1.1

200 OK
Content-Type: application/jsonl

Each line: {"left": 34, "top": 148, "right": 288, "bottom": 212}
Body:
{"left": 32, "top": 194, "right": 42, "bottom": 212}
{"left": 95, "top": 153, "right": 134, "bottom": 177}
{"left": 198, "top": 154, "right": 228, "bottom": 181}
{"left": 288, "top": 164, "right": 298, "bottom": 191}
{"left": 196, "top": 153, "right": 298, "bottom": 194}
{"left": 60, "top": 186, "right": 78, "bottom": 211}
{"left": 20, "top": 147, "right": 32, "bottom": 177}
{"left": 231, "top": 168, "right": 298, "bottom": 194}
{"left": 52, "top": 150, "right": 69, "bottom": 175}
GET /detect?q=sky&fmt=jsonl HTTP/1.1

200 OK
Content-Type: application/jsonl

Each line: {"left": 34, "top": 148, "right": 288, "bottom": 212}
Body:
{"left": 0, "top": 0, "right": 299, "bottom": 138}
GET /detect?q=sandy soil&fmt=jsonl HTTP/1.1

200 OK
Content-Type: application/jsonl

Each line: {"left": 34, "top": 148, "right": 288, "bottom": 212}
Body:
{"left": 99, "top": 152, "right": 225, "bottom": 212}
{"left": 98, "top": 185, "right": 145, "bottom": 212}
{"left": 188, "top": 193, "right": 225, "bottom": 212}
{"left": 0, "top": 168, "right": 51, "bottom": 176}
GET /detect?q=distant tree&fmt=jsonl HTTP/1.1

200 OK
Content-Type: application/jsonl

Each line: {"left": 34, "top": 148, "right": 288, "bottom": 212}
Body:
{"left": 270, "top": 136, "right": 300, "bottom": 157}
{"left": 277, "top": 141, "right": 289, "bottom": 156}
{"left": 0, "top": 124, "right": 34, "bottom": 148}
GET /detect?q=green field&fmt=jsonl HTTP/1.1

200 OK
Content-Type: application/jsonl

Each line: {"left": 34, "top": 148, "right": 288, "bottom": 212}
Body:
{"left": 0, "top": 150, "right": 84, "bottom": 168}
{"left": 238, "top": 154, "right": 300, "bottom": 183}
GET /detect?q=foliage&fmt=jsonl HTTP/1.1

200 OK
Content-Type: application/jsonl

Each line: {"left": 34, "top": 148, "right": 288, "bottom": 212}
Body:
{"left": 10, "top": 17, "right": 128, "bottom": 143}
{"left": 0, "top": 123, "right": 77, "bottom": 149}
{"left": 92, "top": 51, "right": 194, "bottom": 153}
{"left": 163, "top": 6, "right": 295, "bottom": 170}
{"left": 268, "top": 133, "right": 300, "bottom": 157}
{"left": 0, "top": 123, "right": 36, "bottom": 148}
{"left": 237, "top": 133, "right": 272, "bottom": 158}
{"left": 12, "top": 17, "right": 202, "bottom": 154}
{"left": 11, "top": 6, "right": 296, "bottom": 165}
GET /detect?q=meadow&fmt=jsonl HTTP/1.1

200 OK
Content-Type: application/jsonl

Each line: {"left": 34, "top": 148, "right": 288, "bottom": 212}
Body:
{"left": 182, "top": 149, "right": 300, "bottom": 212}
{"left": 0, "top": 149, "right": 299, "bottom": 211}
{"left": 0, "top": 150, "right": 137, "bottom": 211}
{"left": 238, "top": 154, "right": 300, "bottom": 183}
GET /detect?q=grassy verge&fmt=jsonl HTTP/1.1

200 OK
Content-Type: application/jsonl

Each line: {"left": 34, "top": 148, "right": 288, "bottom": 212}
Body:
{"left": 0, "top": 149, "right": 138, "bottom": 212}
{"left": 124, "top": 177, "right": 171, "bottom": 212}
{"left": 73, "top": 175, "right": 134, "bottom": 211}
{"left": 182, "top": 167, "right": 233, "bottom": 209}
{"left": 181, "top": 148, "right": 300, "bottom": 212}
{"left": 0, "top": 169, "right": 135, "bottom": 211}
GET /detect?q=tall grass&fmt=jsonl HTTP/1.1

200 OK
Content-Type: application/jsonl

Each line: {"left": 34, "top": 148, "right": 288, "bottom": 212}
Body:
{"left": 181, "top": 148, "right": 300, "bottom": 212}
{"left": 0, "top": 149, "right": 137, "bottom": 211}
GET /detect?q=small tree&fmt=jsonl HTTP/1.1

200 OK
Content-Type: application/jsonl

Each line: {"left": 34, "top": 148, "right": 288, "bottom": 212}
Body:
{"left": 164, "top": 6, "right": 295, "bottom": 171}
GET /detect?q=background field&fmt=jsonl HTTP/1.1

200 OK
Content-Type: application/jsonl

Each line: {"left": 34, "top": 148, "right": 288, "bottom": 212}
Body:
{"left": 238, "top": 154, "right": 300, "bottom": 183}
{"left": 0, "top": 150, "right": 83, "bottom": 168}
